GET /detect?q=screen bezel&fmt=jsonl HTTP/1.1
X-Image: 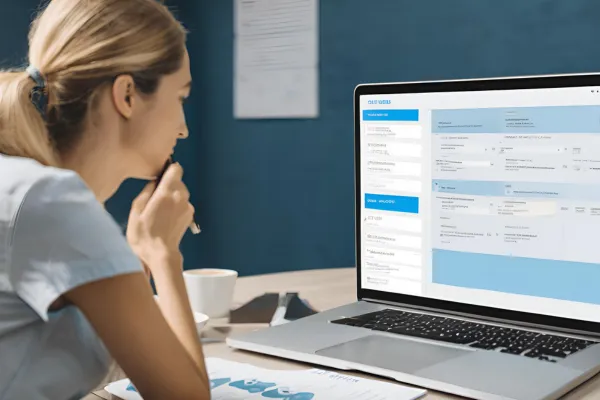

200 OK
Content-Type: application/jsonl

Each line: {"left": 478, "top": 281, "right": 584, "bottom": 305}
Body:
{"left": 354, "top": 73, "right": 600, "bottom": 334}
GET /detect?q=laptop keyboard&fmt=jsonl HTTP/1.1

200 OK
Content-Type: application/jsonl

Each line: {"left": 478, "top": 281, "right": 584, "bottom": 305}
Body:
{"left": 331, "top": 309, "right": 596, "bottom": 363}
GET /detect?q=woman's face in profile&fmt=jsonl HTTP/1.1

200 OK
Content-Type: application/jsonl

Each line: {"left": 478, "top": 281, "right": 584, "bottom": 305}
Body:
{"left": 124, "top": 49, "right": 192, "bottom": 179}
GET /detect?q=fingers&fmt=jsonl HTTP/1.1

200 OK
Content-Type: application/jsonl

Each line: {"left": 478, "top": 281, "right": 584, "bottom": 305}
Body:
{"left": 157, "top": 162, "right": 183, "bottom": 191}
{"left": 186, "top": 203, "right": 195, "bottom": 221}
{"left": 177, "top": 202, "right": 196, "bottom": 236}
{"left": 155, "top": 163, "right": 189, "bottom": 203}
{"left": 171, "top": 182, "right": 190, "bottom": 203}
{"left": 144, "top": 162, "right": 194, "bottom": 231}
{"left": 131, "top": 181, "right": 157, "bottom": 215}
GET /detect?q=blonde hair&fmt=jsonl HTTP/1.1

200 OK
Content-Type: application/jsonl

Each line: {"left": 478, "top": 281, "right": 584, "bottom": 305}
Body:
{"left": 0, "top": 0, "right": 187, "bottom": 166}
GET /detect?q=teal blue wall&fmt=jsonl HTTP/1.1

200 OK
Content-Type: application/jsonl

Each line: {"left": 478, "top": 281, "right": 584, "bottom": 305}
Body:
{"left": 170, "top": 0, "right": 600, "bottom": 276}
{"left": 3, "top": 1, "right": 600, "bottom": 277}
{"left": 0, "top": 2, "right": 35, "bottom": 66}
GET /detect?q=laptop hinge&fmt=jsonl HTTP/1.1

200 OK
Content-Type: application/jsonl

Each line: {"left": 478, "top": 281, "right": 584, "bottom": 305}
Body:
{"left": 361, "top": 297, "right": 600, "bottom": 340}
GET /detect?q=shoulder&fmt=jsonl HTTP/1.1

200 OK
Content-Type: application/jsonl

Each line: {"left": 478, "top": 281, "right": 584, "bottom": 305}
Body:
{"left": 0, "top": 154, "right": 88, "bottom": 216}
{"left": 0, "top": 155, "right": 121, "bottom": 244}
{"left": 4, "top": 153, "right": 130, "bottom": 260}
{"left": 3, "top": 155, "right": 142, "bottom": 321}
{"left": 0, "top": 153, "right": 77, "bottom": 186}
{"left": 0, "top": 155, "right": 98, "bottom": 242}
{"left": 0, "top": 154, "right": 129, "bottom": 258}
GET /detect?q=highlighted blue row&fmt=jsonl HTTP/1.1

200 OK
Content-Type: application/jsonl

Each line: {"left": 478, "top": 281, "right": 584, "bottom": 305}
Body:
{"left": 432, "top": 105, "right": 600, "bottom": 134}
{"left": 363, "top": 109, "right": 419, "bottom": 121}
{"left": 432, "top": 249, "right": 600, "bottom": 305}
{"left": 365, "top": 193, "right": 419, "bottom": 213}
{"left": 432, "top": 179, "right": 600, "bottom": 201}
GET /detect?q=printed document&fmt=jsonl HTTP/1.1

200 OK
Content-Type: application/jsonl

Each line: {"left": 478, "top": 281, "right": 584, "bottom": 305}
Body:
{"left": 104, "top": 357, "right": 427, "bottom": 399}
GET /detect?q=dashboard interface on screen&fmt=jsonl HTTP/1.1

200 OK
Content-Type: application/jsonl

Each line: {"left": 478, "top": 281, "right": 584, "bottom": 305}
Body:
{"left": 359, "top": 83, "right": 600, "bottom": 323}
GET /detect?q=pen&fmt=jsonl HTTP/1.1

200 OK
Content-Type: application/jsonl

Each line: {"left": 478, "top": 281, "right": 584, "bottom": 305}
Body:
{"left": 157, "top": 157, "right": 201, "bottom": 235}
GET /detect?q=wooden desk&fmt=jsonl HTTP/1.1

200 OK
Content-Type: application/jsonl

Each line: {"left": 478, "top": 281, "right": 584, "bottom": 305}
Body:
{"left": 89, "top": 268, "right": 600, "bottom": 400}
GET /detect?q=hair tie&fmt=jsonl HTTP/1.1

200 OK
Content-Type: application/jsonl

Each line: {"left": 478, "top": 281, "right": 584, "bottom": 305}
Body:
{"left": 26, "top": 65, "right": 48, "bottom": 121}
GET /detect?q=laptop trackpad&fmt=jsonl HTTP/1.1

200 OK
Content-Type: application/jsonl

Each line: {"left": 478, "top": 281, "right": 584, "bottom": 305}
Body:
{"left": 315, "top": 335, "right": 471, "bottom": 373}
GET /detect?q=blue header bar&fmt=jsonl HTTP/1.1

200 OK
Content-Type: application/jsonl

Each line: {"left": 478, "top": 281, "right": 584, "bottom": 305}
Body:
{"left": 432, "top": 105, "right": 600, "bottom": 134}
{"left": 363, "top": 109, "right": 419, "bottom": 122}
{"left": 365, "top": 193, "right": 419, "bottom": 213}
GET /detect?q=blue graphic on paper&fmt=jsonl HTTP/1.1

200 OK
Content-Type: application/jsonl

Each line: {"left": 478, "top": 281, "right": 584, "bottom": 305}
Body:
{"left": 123, "top": 375, "right": 313, "bottom": 398}
{"left": 210, "top": 378, "right": 232, "bottom": 389}
{"left": 229, "top": 379, "right": 277, "bottom": 393}
{"left": 262, "top": 387, "right": 315, "bottom": 399}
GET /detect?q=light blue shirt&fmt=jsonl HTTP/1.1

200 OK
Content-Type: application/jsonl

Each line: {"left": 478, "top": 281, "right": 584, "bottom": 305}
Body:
{"left": 0, "top": 154, "right": 143, "bottom": 400}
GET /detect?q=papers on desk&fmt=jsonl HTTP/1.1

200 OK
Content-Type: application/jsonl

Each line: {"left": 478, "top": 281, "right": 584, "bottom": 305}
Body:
{"left": 104, "top": 357, "right": 426, "bottom": 399}
{"left": 234, "top": 0, "right": 319, "bottom": 119}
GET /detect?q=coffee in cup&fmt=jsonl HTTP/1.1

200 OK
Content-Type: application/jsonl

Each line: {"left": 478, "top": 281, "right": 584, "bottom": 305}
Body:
{"left": 186, "top": 270, "right": 227, "bottom": 276}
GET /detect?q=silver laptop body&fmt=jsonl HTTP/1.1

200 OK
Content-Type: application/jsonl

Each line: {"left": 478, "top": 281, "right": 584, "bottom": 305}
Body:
{"left": 228, "top": 74, "right": 600, "bottom": 400}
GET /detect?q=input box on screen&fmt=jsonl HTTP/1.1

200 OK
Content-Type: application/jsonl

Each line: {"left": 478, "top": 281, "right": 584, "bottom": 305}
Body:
{"left": 366, "top": 160, "right": 421, "bottom": 176}
{"left": 367, "top": 142, "right": 422, "bottom": 158}
{"left": 365, "top": 124, "right": 422, "bottom": 139}
{"left": 364, "top": 260, "right": 422, "bottom": 280}
{"left": 365, "top": 231, "right": 422, "bottom": 249}
{"left": 368, "top": 179, "right": 422, "bottom": 194}
{"left": 364, "top": 246, "right": 422, "bottom": 267}
{"left": 364, "top": 213, "right": 422, "bottom": 233}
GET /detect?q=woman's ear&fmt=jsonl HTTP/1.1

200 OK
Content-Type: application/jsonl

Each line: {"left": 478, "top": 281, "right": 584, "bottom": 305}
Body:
{"left": 112, "top": 74, "right": 136, "bottom": 119}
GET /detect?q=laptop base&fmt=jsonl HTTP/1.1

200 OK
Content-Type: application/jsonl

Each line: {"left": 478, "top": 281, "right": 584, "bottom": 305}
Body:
{"left": 227, "top": 301, "right": 600, "bottom": 400}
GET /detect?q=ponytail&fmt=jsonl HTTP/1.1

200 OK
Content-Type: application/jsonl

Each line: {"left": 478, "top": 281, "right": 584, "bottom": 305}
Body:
{"left": 0, "top": 70, "right": 58, "bottom": 166}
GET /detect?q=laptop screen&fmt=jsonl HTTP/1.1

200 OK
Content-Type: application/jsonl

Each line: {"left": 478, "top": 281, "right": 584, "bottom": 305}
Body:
{"left": 358, "top": 79, "right": 600, "bottom": 324}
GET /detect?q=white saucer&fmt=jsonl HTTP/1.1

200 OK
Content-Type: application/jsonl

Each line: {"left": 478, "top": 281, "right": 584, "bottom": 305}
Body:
{"left": 154, "top": 295, "right": 210, "bottom": 332}
{"left": 193, "top": 311, "right": 209, "bottom": 331}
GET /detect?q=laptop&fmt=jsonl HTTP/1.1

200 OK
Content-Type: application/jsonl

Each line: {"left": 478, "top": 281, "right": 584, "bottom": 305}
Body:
{"left": 227, "top": 74, "right": 600, "bottom": 400}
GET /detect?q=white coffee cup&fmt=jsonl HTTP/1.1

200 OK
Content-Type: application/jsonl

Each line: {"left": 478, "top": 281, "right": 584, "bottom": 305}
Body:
{"left": 183, "top": 269, "right": 238, "bottom": 318}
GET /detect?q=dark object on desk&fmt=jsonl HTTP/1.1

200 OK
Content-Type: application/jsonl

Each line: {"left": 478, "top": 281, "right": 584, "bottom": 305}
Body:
{"left": 229, "top": 293, "right": 280, "bottom": 324}
{"left": 229, "top": 292, "right": 317, "bottom": 324}
{"left": 283, "top": 292, "right": 318, "bottom": 320}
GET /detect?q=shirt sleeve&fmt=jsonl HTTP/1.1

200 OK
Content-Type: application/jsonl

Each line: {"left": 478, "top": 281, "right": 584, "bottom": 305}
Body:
{"left": 9, "top": 170, "right": 144, "bottom": 321}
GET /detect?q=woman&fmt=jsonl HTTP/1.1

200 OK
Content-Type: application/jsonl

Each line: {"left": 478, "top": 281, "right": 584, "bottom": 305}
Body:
{"left": 0, "top": 0, "right": 211, "bottom": 399}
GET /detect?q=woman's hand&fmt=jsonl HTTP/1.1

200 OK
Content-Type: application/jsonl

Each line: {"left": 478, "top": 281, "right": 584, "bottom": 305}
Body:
{"left": 123, "top": 163, "right": 209, "bottom": 389}
{"left": 126, "top": 162, "right": 194, "bottom": 274}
